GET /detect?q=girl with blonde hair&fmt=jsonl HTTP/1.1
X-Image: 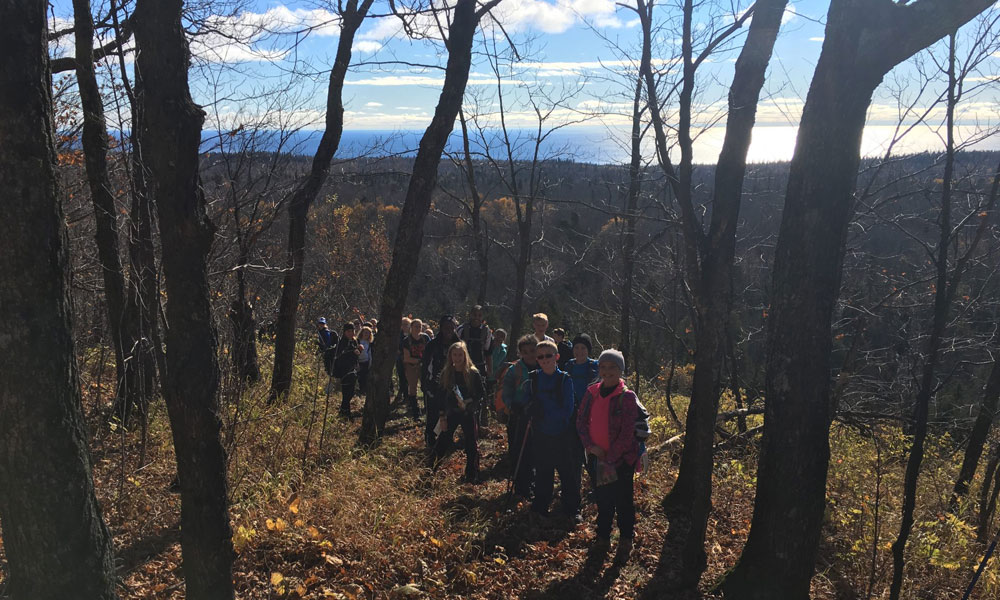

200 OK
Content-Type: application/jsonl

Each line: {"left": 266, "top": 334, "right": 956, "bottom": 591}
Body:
{"left": 434, "top": 341, "right": 485, "bottom": 483}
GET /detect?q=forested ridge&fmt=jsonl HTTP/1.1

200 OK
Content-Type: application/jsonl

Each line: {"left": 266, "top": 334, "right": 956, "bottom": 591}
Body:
{"left": 4, "top": 0, "right": 1000, "bottom": 599}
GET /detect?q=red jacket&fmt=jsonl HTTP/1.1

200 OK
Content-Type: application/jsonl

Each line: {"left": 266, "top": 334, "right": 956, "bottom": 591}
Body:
{"left": 576, "top": 380, "right": 641, "bottom": 469}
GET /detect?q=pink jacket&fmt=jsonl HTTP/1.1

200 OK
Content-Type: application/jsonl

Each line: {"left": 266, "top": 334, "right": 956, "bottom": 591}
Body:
{"left": 576, "top": 380, "right": 641, "bottom": 469}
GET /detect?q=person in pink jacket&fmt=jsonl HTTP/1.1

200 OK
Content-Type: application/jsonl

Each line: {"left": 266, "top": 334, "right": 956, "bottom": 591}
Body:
{"left": 576, "top": 349, "right": 640, "bottom": 561}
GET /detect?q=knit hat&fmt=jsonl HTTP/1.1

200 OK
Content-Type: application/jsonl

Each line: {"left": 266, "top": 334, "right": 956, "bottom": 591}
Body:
{"left": 572, "top": 333, "right": 593, "bottom": 353}
{"left": 597, "top": 349, "right": 625, "bottom": 372}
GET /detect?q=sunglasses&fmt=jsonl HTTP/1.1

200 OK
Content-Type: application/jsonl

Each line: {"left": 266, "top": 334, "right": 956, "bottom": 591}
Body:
{"left": 536, "top": 353, "right": 555, "bottom": 360}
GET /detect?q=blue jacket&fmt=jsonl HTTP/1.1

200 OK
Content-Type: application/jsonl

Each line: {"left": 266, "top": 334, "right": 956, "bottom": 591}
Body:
{"left": 567, "top": 358, "right": 599, "bottom": 405}
{"left": 515, "top": 369, "right": 575, "bottom": 436}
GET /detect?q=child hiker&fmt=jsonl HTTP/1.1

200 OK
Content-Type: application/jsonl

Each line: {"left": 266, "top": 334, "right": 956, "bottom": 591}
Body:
{"left": 433, "top": 341, "right": 484, "bottom": 484}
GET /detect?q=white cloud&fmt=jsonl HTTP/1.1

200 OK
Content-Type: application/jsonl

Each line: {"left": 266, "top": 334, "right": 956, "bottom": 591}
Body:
{"left": 346, "top": 75, "right": 445, "bottom": 86}
{"left": 354, "top": 40, "right": 383, "bottom": 53}
{"left": 365, "top": 101, "right": 384, "bottom": 107}
{"left": 190, "top": 6, "right": 340, "bottom": 63}
{"left": 809, "top": 37, "right": 824, "bottom": 42}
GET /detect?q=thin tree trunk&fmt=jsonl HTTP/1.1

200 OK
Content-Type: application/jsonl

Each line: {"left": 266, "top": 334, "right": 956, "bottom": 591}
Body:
{"left": 269, "top": 0, "right": 375, "bottom": 401}
{"left": 457, "top": 109, "right": 489, "bottom": 305}
{"left": 888, "top": 35, "right": 957, "bottom": 600}
{"left": 73, "top": 0, "right": 136, "bottom": 413}
{"left": 978, "top": 442, "right": 1000, "bottom": 542}
{"left": 640, "top": 0, "right": 788, "bottom": 587}
{"left": 952, "top": 354, "right": 1000, "bottom": 507}
{"left": 722, "top": 3, "right": 993, "bottom": 598}
{"left": 133, "top": 1, "right": 233, "bottom": 597}
{"left": 621, "top": 69, "right": 643, "bottom": 371}
{"left": 0, "top": 2, "right": 118, "bottom": 597}
{"left": 362, "top": 0, "right": 502, "bottom": 442}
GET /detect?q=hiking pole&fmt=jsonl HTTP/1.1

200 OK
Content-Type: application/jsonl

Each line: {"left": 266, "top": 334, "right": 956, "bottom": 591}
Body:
{"left": 506, "top": 417, "right": 533, "bottom": 501}
{"left": 318, "top": 372, "right": 334, "bottom": 458}
{"left": 961, "top": 526, "right": 1000, "bottom": 600}
{"left": 301, "top": 354, "right": 324, "bottom": 471}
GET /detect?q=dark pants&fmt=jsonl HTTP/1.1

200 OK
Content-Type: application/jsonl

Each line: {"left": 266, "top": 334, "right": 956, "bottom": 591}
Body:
{"left": 532, "top": 428, "right": 581, "bottom": 516}
{"left": 340, "top": 372, "right": 357, "bottom": 416}
{"left": 424, "top": 384, "right": 441, "bottom": 447}
{"left": 435, "top": 409, "right": 479, "bottom": 479}
{"left": 358, "top": 361, "right": 370, "bottom": 394}
{"left": 594, "top": 462, "right": 635, "bottom": 539}
{"left": 508, "top": 413, "right": 534, "bottom": 497}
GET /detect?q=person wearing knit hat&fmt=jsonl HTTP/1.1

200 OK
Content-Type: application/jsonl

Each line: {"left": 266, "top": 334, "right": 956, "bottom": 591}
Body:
{"left": 577, "top": 346, "right": 641, "bottom": 561}
{"left": 572, "top": 333, "right": 592, "bottom": 353}
{"left": 598, "top": 349, "right": 625, "bottom": 373}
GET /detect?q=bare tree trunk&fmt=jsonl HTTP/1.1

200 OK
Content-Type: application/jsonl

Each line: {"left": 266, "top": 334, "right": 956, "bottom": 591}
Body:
{"left": 362, "top": 0, "right": 502, "bottom": 442}
{"left": 0, "top": 2, "right": 118, "bottom": 597}
{"left": 621, "top": 70, "right": 643, "bottom": 371}
{"left": 889, "top": 34, "right": 958, "bottom": 600}
{"left": 133, "top": 1, "right": 233, "bottom": 597}
{"left": 72, "top": 0, "right": 137, "bottom": 413}
{"left": 952, "top": 352, "right": 1000, "bottom": 507}
{"left": 722, "top": 2, "right": 994, "bottom": 598}
{"left": 230, "top": 266, "right": 261, "bottom": 382}
{"left": 107, "top": 0, "right": 159, "bottom": 426}
{"left": 639, "top": 0, "right": 788, "bottom": 587}
{"left": 269, "top": 0, "right": 374, "bottom": 401}
{"left": 457, "top": 109, "right": 490, "bottom": 305}
{"left": 978, "top": 442, "right": 1000, "bottom": 542}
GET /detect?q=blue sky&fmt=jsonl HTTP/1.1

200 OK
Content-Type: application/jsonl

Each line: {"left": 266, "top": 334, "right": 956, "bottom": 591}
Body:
{"left": 49, "top": 1, "right": 1000, "bottom": 162}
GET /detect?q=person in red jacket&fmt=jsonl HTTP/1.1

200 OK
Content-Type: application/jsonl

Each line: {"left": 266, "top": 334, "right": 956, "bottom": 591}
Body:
{"left": 576, "top": 349, "right": 640, "bottom": 562}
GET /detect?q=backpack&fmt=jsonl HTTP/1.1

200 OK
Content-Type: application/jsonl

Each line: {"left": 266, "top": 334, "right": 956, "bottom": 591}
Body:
{"left": 493, "top": 361, "right": 520, "bottom": 414}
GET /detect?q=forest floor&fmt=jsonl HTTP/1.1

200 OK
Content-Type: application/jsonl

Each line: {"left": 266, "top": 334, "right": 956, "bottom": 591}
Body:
{"left": 1, "top": 344, "right": 998, "bottom": 599}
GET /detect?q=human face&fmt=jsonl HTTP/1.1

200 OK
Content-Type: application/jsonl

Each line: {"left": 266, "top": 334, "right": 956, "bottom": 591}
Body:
{"left": 449, "top": 346, "right": 467, "bottom": 370}
{"left": 345, "top": 327, "right": 356, "bottom": 339}
{"left": 410, "top": 322, "right": 422, "bottom": 337}
{"left": 573, "top": 343, "right": 589, "bottom": 363}
{"left": 470, "top": 309, "right": 483, "bottom": 326}
{"left": 553, "top": 332, "right": 564, "bottom": 343}
{"left": 441, "top": 320, "right": 456, "bottom": 339}
{"left": 598, "top": 361, "right": 621, "bottom": 387}
{"left": 536, "top": 346, "right": 557, "bottom": 374}
{"left": 401, "top": 319, "right": 411, "bottom": 333}
{"left": 533, "top": 318, "right": 547, "bottom": 335}
{"left": 495, "top": 331, "right": 506, "bottom": 346}
{"left": 518, "top": 344, "right": 536, "bottom": 366}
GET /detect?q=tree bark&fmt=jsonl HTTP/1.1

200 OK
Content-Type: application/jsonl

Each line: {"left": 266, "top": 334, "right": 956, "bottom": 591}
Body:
{"left": 362, "top": 0, "right": 502, "bottom": 442}
{"left": 722, "top": 2, "right": 994, "bottom": 598}
{"left": 133, "top": 1, "right": 233, "bottom": 597}
{"left": 952, "top": 354, "right": 1000, "bottom": 507}
{"left": 0, "top": 2, "right": 118, "bottom": 597}
{"left": 269, "top": 0, "right": 374, "bottom": 401}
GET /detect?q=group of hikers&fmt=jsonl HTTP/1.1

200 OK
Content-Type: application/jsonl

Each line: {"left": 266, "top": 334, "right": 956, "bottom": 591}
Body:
{"left": 314, "top": 307, "right": 649, "bottom": 560}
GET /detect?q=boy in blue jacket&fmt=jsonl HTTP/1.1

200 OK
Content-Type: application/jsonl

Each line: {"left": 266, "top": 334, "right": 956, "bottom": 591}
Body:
{"left": 514, "top": 340, "right": 579, "bottom": 520}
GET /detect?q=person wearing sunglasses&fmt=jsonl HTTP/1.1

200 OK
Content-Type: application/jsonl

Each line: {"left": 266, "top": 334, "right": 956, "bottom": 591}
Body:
{"left": 514, "top": 339, "right": 579, "bottom": 523}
